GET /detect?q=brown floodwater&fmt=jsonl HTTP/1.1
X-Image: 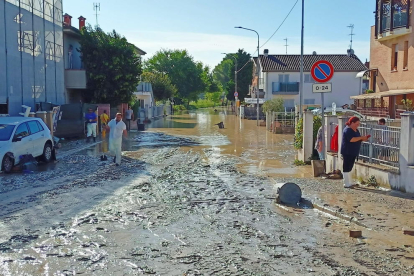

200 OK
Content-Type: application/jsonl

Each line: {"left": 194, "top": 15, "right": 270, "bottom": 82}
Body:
{"left": 144, "top": 109, "right": 312, "bottom": 179}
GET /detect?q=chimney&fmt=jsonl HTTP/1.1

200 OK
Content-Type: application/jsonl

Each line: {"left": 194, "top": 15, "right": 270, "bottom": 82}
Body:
{"left": 63, "top": 13, "right": 72, "bottom": 26}
{"left": 78, "top": 16, "right": 86, "bottom": 30}
{"left": 263, "top": 49, "right": 269, "bottom": 57}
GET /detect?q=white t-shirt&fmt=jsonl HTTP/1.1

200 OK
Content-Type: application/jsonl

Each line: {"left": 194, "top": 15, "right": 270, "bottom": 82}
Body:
{"left": 108, "top": 119, "right": 126, "bottom": 140}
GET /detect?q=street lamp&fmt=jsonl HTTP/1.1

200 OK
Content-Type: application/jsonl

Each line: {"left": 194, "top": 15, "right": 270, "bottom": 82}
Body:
{"left": 235, "top": 26, "right": 260, "bottom": 126}
{"left": 221, "top": 53, "right": 238, "bottom": 115}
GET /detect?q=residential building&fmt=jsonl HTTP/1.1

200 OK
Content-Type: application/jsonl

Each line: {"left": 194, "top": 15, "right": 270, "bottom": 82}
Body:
{"left": 63, "top": 13, "right": 86, "bottom": 103}
{"left": 0, "top": 0, "right": 65, "bottom": 115}
{"left": 352, "top": 0, "right": 414, "bottom": 119}
{"left": 134, "top": 81, "right": 154, "bottom": 109}
{"left": 62, "top": 13, "right": 146, "bottom": 104}
{"left": 252, "top": 52, "right": 367, "bottom": 111}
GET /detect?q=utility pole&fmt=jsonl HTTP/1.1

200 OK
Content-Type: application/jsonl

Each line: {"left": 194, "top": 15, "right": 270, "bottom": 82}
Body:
{"left": 284, "top": 38, "right": 289, "bottom": 55}
{"left": 348, "top": 24, "right": 355, "bottom": 50}
{"left": 93, "top": 3, "right": 100, "bottom": 27}
{"left": 299, "top": 0, "right": 304, "bottom": 117}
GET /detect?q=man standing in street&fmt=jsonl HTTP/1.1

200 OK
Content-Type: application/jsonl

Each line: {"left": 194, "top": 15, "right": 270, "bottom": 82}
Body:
{"left": 106, "top": 113, "right": 127, "bottom": 166}
{"left": 85, "top": 108, "right": 97, "bottom": 143}
{"left": 100, "top": 110, "right": 109, "bottom": 138}
{"left": 125, "top": 106, "right": 134, "bottom": 131}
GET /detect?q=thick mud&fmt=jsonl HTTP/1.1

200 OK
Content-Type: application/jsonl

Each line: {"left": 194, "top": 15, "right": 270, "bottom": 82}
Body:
{"left": 1, "top": 110, "right": 413, "bottom": 275}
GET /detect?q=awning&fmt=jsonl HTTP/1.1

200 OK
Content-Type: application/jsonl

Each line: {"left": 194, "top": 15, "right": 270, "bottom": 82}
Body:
{"left": 356, "top": 70, "right": 369, "bottom": 78}
{"left": 351, "top": 89, "right": 414, "bottom": 99}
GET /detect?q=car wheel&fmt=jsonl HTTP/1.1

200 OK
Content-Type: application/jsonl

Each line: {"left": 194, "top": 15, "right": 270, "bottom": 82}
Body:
{"left": 42, "top": 143, "right": 53, "bottom": 163}
{"left": 2, "top": 154, "right": 14, "bottom": 173}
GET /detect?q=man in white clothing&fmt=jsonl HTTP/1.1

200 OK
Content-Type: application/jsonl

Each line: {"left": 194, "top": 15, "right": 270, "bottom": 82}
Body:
{"left": 105, "top": 113, "right": 127, "bottom": 166}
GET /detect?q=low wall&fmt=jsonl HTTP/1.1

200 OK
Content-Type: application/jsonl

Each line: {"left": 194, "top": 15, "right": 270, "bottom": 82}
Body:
{"left": 326, "top": 152, "right": 414, "bottom": 193}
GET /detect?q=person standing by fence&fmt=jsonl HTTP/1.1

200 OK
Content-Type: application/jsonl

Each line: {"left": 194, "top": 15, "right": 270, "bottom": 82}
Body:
{"left": 315, "top": 126, "right": 324, "bottom": 160}
{"left": 341, "top": 116, "right": 370, "bottom": 188}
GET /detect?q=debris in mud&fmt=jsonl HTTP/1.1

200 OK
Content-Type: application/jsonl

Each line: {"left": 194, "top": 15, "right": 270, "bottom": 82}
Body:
{"left": 349, "top": 230, "right": 362, "bottom": 238}
{"left": 274, "top": 182, "right": 302, "bottom": 205}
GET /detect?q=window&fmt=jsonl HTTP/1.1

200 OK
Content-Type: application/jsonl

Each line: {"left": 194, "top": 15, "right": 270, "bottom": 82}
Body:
{"left": 404, "top": 41, "right": 408, "bottom": 69}
{"left": 27, "top": 121, "right": 41, "bottom": 134}
{"left": 36, "top": 121, "right": 44, "bottom": 131}
{"left": 14, "top": 123, "right": 30, "bottom": 139}
{"left": 0, "top": 125, "right": 15, "bottom": 141}
{"left": 392, "top": 44, "right": 398, "bottom": 70}
{"left": 272, "top": 82, "right": 279, "bottom": 92}
{"left": 305, "top": 74, "right": 312, "bottom": 83}
{"left": 304, "top": 99, "right": 315, "bottom": 105}
{"left": 284, "top": 99, "right": 295, "bottom": 109}
{"left": 278, "top": 74, "right": 289, "bottom": 83}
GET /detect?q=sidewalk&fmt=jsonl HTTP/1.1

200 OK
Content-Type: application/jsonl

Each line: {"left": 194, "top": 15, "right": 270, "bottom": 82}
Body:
{"left": 272, "top": 176, "right": 414, "bottom": 257}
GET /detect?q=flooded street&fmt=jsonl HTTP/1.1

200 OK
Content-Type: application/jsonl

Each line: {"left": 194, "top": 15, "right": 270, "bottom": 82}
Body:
{"left": 1, "top": 110, "right": 414, "bottom": 275}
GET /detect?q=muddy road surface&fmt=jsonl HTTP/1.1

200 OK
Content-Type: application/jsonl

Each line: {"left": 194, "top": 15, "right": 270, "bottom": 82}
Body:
{"left": 1, "top": 110, "right": 413, "bottom": 275}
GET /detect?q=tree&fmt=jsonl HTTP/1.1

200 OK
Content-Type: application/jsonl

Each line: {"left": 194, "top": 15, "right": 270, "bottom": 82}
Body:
{"left": 141, "top": 72, "right": 177, "bottom": 102}
{"left": 212, "top": 49, "right": 252, "bottom": 101}
{"left": 212, "top": 59, "right": 233, "bottom": 89}
{"left": 79, "top": 26, "right": 142, "bottom": 105}
{"left": 144, "top": 49, "right": 205, "bottom": 105}
{"left": 262, "top": 98, "right": 284, "bottom": 113}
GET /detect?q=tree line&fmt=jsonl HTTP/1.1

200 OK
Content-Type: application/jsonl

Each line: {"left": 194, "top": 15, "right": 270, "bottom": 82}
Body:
{"left": 79, "top": 26, "right": 253, "bottom": 106}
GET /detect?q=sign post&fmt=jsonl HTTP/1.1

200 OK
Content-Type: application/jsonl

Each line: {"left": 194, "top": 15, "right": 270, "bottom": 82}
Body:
{"left": 311, "top": 60, "right": 335, "bottom": 160}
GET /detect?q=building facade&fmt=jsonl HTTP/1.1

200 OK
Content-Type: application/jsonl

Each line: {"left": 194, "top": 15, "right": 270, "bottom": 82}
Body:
{"left": 252, "top": 53, "right": 367, "bottom": 111}
{"left": 0, "top": 0, "right": 65, "bottom": 115}
{"left": 352, "top": 0, "right": 414, "bottom": 119}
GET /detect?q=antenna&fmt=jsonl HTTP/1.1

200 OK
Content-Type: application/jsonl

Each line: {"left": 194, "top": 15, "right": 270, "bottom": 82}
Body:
{"left": 347, "top": 24, "right": 355, "bottom": 50}
{"left": 284, "top": 38, "right": 289, "bottom": 55}
{"left": 93, "top": 3, "right": 100, "bottom": 26}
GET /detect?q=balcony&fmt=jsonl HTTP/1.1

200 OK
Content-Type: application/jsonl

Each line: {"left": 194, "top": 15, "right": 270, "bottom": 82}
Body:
{"left": 272, "top": 82, "right": 299, "bottom": 95}
{"left": 65, "top": 69, "right": 87, "bottom": 89}
{"left": 377, "top": 1, "right": 411, "bottom": 41}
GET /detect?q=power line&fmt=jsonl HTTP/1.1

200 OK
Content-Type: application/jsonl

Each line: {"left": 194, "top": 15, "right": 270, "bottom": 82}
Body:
{"left": 236, "top": 59, "right": 252, "bottom": 73}
{"left": 260, "top": 0, "right": 299, "bottom": 49}
{"left": 236, "top": 0, "right": 299, "bottom": 73}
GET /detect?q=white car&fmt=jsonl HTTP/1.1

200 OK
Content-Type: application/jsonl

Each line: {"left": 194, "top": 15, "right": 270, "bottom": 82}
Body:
{"left": 0, "top": 117, "right": 56, "bottom": 173}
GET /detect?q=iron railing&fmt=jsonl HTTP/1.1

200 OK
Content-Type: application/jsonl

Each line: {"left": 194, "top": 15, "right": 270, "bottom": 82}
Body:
{"left": 358, "top": 122, "right": 401, "bottom": 170}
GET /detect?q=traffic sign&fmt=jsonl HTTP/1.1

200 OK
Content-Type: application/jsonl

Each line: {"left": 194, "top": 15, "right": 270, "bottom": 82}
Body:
{"left": 312, "top": 83, "right": 332, "bottom": 93}
{"left": 311, "top": 60, "right": 334, "bottom": 83}
{"left": 234, "top": 92, "right": 239, "bottom": 97}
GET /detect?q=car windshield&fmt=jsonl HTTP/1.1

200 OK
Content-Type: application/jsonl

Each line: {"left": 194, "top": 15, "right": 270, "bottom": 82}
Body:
{"left": 0, "top": 124, "right": 15, "bottom": 141}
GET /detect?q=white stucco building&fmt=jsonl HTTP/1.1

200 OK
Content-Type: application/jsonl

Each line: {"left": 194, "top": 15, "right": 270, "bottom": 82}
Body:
{"left": 134, "top": 82, "right": 154, "bottom": 108}
{"left": 252, "top": 52, "right": 368, "bottom": 110}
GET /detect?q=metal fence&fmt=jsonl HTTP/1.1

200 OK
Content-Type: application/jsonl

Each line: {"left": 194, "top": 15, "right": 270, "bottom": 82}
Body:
{"left": 266, "top": 111, "right": 295, "bottom": 133}
{"left": 358, "top": 122, "right": 401, "bottom": 169}
{"left": 244, "top": 107, "right": 265, "bottom": 120}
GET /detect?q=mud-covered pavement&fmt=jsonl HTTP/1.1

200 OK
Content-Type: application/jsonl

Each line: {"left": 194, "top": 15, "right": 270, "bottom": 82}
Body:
{"left": 1, "top": 110, "right": 414, "bottom": 275}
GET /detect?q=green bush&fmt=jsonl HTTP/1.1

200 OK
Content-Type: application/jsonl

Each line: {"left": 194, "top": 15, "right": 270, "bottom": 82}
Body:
{"left": 294, "top": 116, "right": 322, "bottom": 150}
{"left": 262, "top": 98, "right": 284, "bottom": 113}
{"left": 173, "top": 105, "right": 187, "bottom": 112}
{"left": 294, "top": 118, "right": 303, "bottom": 149}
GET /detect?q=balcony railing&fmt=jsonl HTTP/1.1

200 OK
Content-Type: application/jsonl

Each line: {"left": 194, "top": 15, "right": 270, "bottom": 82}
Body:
{"left": 272, "top": 82, "right": 299, "bottom": 95}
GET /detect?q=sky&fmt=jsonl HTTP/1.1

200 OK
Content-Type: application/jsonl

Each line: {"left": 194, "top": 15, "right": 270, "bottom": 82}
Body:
{"left": 63, "top": 0, "right": 374, "bottom": 69}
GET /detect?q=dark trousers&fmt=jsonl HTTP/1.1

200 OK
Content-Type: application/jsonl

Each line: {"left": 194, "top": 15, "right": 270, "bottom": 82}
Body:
{"left": 343, "top": 155, "right": 357, "bottom": 173}
{"left": 126, "top": 119, "right": 131, "bottom": 131}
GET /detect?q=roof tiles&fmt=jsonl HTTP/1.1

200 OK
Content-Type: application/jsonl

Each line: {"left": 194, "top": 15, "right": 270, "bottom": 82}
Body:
{"left": 255, "top": 54, "right": 367, "bottom": 72}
